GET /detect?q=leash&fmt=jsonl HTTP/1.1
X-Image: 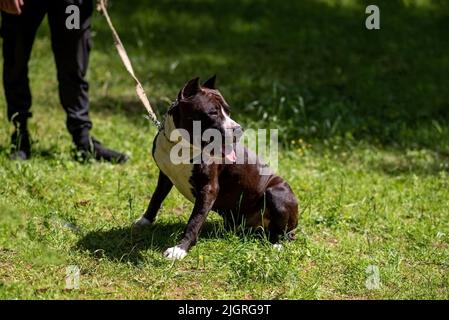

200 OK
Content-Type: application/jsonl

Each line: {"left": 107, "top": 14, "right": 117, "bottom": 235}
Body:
{"left": 97, "top": 0, "right": 162, "bottom": 130}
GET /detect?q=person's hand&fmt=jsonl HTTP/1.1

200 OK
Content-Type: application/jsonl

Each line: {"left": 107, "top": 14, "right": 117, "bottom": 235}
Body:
{"left": 0, "top": 0, "right": 24, "bottom": 15}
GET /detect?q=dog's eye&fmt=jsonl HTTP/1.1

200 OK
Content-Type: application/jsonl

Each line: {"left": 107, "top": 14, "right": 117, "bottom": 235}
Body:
{"left": 208, "top": 111, "right": 219, "bottom": 117}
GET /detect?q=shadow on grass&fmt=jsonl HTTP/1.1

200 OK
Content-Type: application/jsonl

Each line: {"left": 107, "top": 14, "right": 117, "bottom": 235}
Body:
{"left": 76, "top": 220, "right": 222, "bottom": 264}
{"left": 0, "top": 144, "right": 61, "bottom": 160}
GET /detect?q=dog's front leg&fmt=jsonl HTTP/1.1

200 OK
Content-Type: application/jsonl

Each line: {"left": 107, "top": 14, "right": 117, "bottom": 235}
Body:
{"left": 164, "top": 182, "right": 218, "bottom": 260}
{"left": 134, "top": 171, "right": 173, "bottom": 228}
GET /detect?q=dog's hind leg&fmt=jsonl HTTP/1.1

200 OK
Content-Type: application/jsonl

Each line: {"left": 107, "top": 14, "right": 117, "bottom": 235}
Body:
{"left": 134, "top": 171, "right": 173, "bottom": 227}
{"left": 265, "top": 181, "right": 299, "bottom": 244}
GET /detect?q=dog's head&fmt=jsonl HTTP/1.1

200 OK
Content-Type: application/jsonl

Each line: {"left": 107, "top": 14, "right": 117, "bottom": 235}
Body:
{"left": 167, "top": 76, "right": 243, "bottom": 162}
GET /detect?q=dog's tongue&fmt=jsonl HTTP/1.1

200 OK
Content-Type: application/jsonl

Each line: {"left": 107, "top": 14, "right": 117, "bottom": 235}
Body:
{"left": 224, "top": 146, "right": 237, "bottom": 163}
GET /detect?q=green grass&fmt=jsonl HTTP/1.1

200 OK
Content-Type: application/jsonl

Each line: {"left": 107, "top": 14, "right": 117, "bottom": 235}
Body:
{"left": 1, "top": 0, "right": 449, "bottom": 299}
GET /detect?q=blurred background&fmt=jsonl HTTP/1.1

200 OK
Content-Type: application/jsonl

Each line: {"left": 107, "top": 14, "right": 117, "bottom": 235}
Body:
{"left": 86, "top": 0, "right": 449, "bottom": 150}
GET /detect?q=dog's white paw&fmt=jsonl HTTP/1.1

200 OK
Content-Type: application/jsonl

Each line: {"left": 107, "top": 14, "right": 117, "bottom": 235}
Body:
{"left": 164, "top": 246, "right": 187, "bottom": 260}
{"left": 273, "top": 243, "right": 283, "bottom": 251}
{"left": 133, "top": 216, "right": 152, "bottom": 228}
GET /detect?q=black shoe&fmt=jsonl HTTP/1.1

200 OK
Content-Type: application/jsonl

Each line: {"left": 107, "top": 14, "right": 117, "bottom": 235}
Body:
{"left": 75, "top": 136, "right": 129, "bottom": 164}
{"left": 10, "top": 130, "right": 31, "bottom": 160}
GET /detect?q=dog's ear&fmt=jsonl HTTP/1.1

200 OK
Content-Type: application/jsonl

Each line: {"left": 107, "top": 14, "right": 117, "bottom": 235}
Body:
{"left": 202, "top": 75, "right": 216, "bottom": 89}
{"left": 178, "top": 77, "right": 201, "bottom": 100}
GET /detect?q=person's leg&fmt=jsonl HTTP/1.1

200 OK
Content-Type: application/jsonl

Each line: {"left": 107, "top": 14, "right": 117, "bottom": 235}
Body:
{"left": 1, "top": 0, "right": 47, "bottom": 159}
{"left": 47, "top": 0, "right": 128, "bottom": 163}
{"left": 47, "top": 0, "right": 92, "bottom": 140}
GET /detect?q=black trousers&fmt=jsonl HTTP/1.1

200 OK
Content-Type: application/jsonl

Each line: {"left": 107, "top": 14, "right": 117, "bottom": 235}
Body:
{"left": 1, "top": 0, "right": 93, "bottom": 138}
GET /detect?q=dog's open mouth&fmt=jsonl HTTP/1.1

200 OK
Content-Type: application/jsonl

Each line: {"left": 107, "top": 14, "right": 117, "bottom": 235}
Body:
{"left": 222, "top": 132, "right": 241, "bottom": 163}
{"left": 202, "top": 133, "right": 239, "bottom": 163}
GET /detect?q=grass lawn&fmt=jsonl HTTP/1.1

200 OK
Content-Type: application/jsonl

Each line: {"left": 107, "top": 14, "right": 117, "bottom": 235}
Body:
{"left": 1, "top": 0, "right": 449, "bottom": 299}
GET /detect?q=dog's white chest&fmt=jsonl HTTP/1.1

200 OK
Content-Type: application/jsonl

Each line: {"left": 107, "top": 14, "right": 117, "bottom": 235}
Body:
{"left": 153, "top": 129, "right": 195, "bottom": 203}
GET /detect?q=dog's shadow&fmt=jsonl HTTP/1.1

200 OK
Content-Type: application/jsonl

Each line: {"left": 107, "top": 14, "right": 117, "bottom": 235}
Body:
{"left": 76, "top": 220, "right": 223, "bottom": 265}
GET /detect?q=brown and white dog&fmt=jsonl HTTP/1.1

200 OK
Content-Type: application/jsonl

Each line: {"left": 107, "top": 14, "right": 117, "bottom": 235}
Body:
{"left": 134, "top": 76, "right": 299, "bottom": 260}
